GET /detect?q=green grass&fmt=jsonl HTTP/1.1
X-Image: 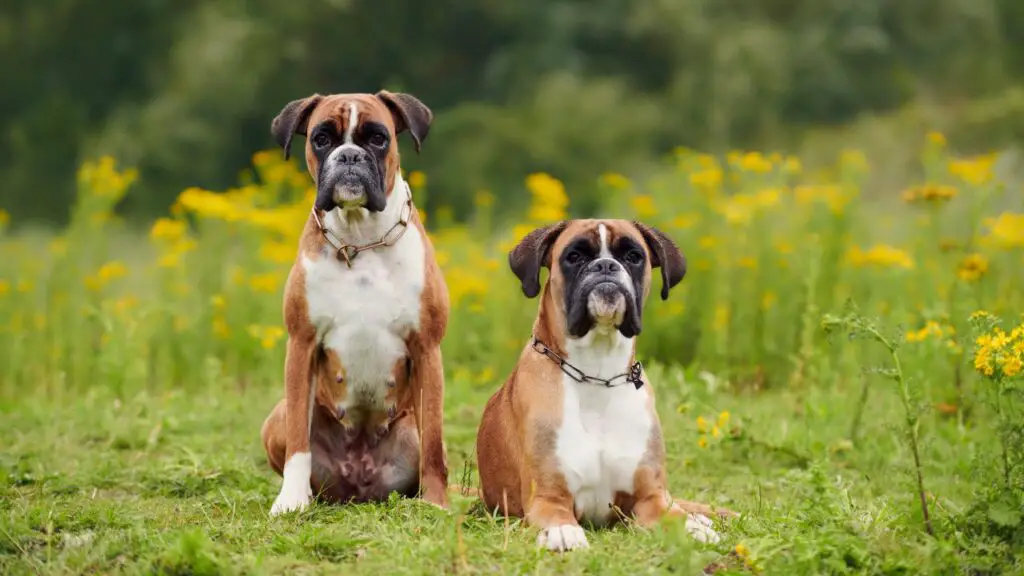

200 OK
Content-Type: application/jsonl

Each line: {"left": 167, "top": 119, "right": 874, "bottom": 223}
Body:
{"left": 1, "top": 362, "right": 1014, "bottom": 575}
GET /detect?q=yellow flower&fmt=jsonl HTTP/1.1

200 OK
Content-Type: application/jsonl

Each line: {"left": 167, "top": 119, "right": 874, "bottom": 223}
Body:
{"left": 1001, "top": 355, "right": 1022, "bottom": 378}
{"left": 248, "top": 324, "right": 285, "bottom": 350}
{"left": 697, "top": 436, "right": 708, "bottom": 449}
{"left": 736, "top": 151, "right": 773, "bottom": 173}
{"left": 846, "top": 245, "right": 914, "bottom": 270}
{"left": 711, "top": 425, "right": 721, "bottom": 438}
{"left": 957, "top": 253, "right": 989, "bottom": 282}
{"left": 735, "top": 543, "right": 750, "bottom": 559}
{"left": 927, "top": 131, "right": 947, "bottom": 148}
{"left": 689, "top": 168, "right": 723, "bottom": 191}
{"left": 670, "top": 212, "right": 699, "bottom": 229}
{"left": 212, "top": 317, "right": 230, "bottom": 339}
{"left": 696, "top": 416, "right": 708, "bottom": 433}
{"left": 0, "top": 209, "right": 9, "bottom": 227}
{"left": 761, "top": 292, "right": 777, "bottom": 311}
{"left": 259, "top": 241, "right": 295, "bottom": 264}
{"left": 840, "top": 149, "right": 869, "bottom": 173}
{"left": 948, "top": 154, "right": 997, "bottom": 186}
{"left": 149, "top": 218, "right": 187, "bottom": 242}
{"left": 474, "top": 190, "right": 495, "bottom": 208}
{"left": 248, "top": 272, "right": 283, "bottom": 294}
{"left": 902, "top": 183, "right": 958, "bottom": 205}
{"left": 525, "top": 173, "right": 569, "bottom": 223}
{"left": 717, "top": 411, "right": 730, "bottom": 428}
{"left": 982, "top": 213, "right": 1024, "bottom": 249}
{"left": 0, "top": 280, "right": 9, "bottom": 296}
{"left": 408, "top": 171, "right": 427, "bottom": 189}
{"left": 600, "top": 172, "right": 631, "bottom": 190}
{"left": 630, "top": 195, "right": 657, "bottom": 218}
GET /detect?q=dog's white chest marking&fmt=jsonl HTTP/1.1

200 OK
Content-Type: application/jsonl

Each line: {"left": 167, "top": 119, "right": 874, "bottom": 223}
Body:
{"left": 554, "top": 330, "right": 652, "bottom": 526}
{"left": 301, "top": 182, "right": 425, "bottom": 413}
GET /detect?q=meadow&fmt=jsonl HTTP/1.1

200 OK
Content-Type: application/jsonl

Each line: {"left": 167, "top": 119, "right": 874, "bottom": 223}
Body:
{"left": 1, "top": 135, "right": 1023, "bottom": 574}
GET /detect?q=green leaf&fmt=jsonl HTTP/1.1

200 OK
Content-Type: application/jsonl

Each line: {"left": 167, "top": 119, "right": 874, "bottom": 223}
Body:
{"left": 987, "top": 496, "right": 1022, "bottom": 527}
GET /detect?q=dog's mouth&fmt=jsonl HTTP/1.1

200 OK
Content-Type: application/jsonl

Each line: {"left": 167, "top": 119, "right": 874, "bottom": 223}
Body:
{"left": 586, "top": 282, "right": 627, "bottom": 327}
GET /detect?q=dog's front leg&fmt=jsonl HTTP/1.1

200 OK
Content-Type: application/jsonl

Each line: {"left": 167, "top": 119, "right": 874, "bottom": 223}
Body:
{"left": 525, "top": 474, "right": 588, "bottom": 552}
{"left": 410, "top": 345, "right": 449, "bottom": 509}
{"left": 632, "top": 464, "right": 722, "bottom": 544}
{"left": 270, "top": 332, "right": 317, "bottom": 516}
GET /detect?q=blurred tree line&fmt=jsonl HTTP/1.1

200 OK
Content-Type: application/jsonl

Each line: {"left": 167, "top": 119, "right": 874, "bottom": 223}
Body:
{"left": 2, "top": 0, "right": 1023, "bottom": 225}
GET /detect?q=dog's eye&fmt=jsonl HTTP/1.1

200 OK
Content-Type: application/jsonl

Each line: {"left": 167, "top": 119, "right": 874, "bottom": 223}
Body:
{"left": 565, "top": 250, "right": 583, "bottom": 264}
{"left": 313, "top": 133, "right": 330, "bottom": 148}
{"left": 369, "top": 133, "right": 387, "bottom": 147}
{"left": 625, "top": 250, "right": 644, "bottom": 265}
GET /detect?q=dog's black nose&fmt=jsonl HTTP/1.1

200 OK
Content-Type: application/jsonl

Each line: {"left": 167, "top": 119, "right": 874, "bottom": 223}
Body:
{"left": 337, "top": 148, "right": 369, "bottom": 165}
{"left": 591, "top": 259, "right": 621, "bottom": 274}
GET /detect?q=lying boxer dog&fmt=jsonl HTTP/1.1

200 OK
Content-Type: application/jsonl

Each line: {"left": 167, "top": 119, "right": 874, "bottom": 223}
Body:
{"left": 261, "top": 91, "right": 450, "bottom": 515}
{"left": 475, "top": 219, "right": 734, "bottom": 551}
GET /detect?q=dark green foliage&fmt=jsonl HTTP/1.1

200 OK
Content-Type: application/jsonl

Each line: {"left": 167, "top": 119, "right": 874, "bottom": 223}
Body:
{"left": 2, "top": 0, "right": 1023, "bottom": 224}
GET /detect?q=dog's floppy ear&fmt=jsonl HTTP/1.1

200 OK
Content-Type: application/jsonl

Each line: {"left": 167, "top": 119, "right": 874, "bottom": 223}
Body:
{"left": 271, "top": 94, "right": 323, "bottom": 160}
{"left": 634, "top": 222, "right": 687, "bottom": 300}
{"left": 509, "top": 221, "right": 568, "bottom": 298}
{"left": 376, "top": 90, "right": 432, "bottom": 154}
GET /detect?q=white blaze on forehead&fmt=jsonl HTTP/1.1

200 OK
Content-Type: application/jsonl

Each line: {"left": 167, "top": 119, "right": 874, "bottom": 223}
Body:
{"left": 343, "top": 102, "right": 359, "bottom": 144}
{"left": 598, "top": 223, "right": 611, "bottom": 258}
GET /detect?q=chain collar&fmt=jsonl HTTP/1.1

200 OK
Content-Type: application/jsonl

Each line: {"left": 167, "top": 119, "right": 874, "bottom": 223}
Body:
{"left": 311, "top": 188, "right": 414, "bottom": 268}
{"left": 531, "top": 335, "right": 644, "bottom": 390}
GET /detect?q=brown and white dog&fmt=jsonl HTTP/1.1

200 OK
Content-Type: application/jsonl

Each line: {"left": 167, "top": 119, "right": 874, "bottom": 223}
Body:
{"left": 475, "top": 219, "right": 732, "bottom": 551}
{"left": 261, "top": 91, "right": 450, "bottom": 515}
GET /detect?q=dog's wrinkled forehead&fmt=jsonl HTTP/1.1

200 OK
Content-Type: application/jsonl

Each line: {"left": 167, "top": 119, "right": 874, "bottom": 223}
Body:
{"left": 306, "top": 96, "right": 396, "bottom": 148}
{"left": 550, "top": 220, "right": 648, "bottom": 261}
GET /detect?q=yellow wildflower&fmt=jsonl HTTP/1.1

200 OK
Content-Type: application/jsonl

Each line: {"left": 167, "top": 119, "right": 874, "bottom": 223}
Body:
{"left": 737, "top": 151, "right": 773, "bottom": 174}
{"left": 212, "top": 317, "right": 230, "bottom": 339}
{"left": 248, "top": 325, "right": 285, "bottom": 350}
{"left": 717, "top": 411, "right": 730, "bottom": 429}
{"left": 697, "top": 436, "right": 708, "bottom": 449}
{"left": 948, "top": 154, "right": 997, "bottom": 186}
{"left": 695, "top": 416, "right": 708, "bottom": 433}
{"left": 0, "top": 209, "right": 9, "bottom": 227}
{"left": 1002, "top": 356, "right": 1022, "bottom": 378}
{"left": 149, "top": 218, "right": 187, "bottom": 242}
{"left": 957, "top": 253, "right": 989, "bottom": 282}
{"left": 600, "top": 172, "right": 631, "bottom": 190}
{"left": 689, "top": 168, "right": 723, "bottom": 191}
{"left": 248, "top": 272, "right": 283, "bottom": 294}
{"left": 735, "top": 543, "right": 750, "bottom": 559}
{"left": 783, "top": 156, "right": 802, "bottom": 175}
{"left": 630, "top": 195, "right": 657, "bottom": 218}
{"left": 840, "top": 149, "right": 869, "bottom": 173}
{"left": 474, "top": 190, "right": 495, "bottom": 208}
{"left": 847, "top": 245, "right": 915, "bottom": 270}
{"left": 982, "top": 213, "right": 1024, "bottom": 249}
{"left": 408, "top": 171, "right": 427, "bottom": 189}
{"left": 902, "top": 183, "right": 958, "bottom": 205}
{"left": 761, "top": 292, "right": 777, "bottom": 311}
{"left": 927, "top": 131, "right": 947, "bottom": 147}
{"left": 670, "top": 212, "right": 699, "bottom": 230}
{"left": 525, "top": 173, "right": 569, "bottom": 223}
{"left": 711, "top": 425, "right": 721, "bottom": 438}
{"left": 0, "top": 280, "right": 9, "bottom": 296}
{"left": 259, "top": 240, "right": 296, "bottom": 264}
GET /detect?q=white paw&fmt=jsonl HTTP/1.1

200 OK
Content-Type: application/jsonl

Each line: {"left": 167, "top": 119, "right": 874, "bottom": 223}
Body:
{"left": 270, "top": 483, "right": 312, "bottom": 516}
{"left": 270, "top": 452, "right": 313, "bottom": 517}
{"left": 684, "top": 513, "right": 720, "bottom": 544}
{"left": 537, "top": 524, "right": 589, "bottom": 552}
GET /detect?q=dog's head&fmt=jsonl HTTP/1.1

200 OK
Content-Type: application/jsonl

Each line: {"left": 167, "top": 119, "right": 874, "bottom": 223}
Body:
{"left": 271, "top": 91, "right": 432, "bottom": 214}
{"left": 509, "top": 219, "right": 686, "bottom": 339}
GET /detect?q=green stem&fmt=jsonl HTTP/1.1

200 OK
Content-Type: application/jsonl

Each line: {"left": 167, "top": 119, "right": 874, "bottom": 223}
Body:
{"left": 996, "top": 384, "right": 1011, "bottom": 488}
{"left": 848, "top": 374, "right": 870, "bottom": 445}
{"left": 871, "top": 326, "right": 935, "bottom": 537}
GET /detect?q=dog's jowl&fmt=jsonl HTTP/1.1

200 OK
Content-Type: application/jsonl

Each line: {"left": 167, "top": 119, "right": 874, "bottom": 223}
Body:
{"left": 260, "top": 91, "right": 450, "bottom": 516}
{"left": 475, "top": 219, "right": 736, "bottom": 551}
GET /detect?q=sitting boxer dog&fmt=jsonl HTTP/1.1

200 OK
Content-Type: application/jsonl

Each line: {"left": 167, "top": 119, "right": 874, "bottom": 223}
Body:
{"left": 261, "top": 91, "right": 450, "bottom": 516}
{"left": 475, "top": 219, "right": 734, "bottom": 551}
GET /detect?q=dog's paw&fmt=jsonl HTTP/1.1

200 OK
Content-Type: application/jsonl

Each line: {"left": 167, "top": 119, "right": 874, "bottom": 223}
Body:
{"left": 270, "top": 484, "right": 312, "bottom": 516}
{"left": 537, "top": 524, "right": 589, "bottom": 552}
{"left": 684, "top": 513, "right": 720, "bottom": 544}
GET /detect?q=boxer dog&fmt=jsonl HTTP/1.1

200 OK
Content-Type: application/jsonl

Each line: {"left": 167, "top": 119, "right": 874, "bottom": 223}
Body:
{"left": 475, "top": 219, "right": 733, "bottom": 551}
{"left": 261, "top": 91, "right": 450, "bottom": 515}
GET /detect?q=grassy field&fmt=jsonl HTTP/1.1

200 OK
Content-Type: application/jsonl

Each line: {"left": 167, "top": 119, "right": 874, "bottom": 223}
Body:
{"left": 1, "top": 136, "right": 1023, "bottom": 574}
